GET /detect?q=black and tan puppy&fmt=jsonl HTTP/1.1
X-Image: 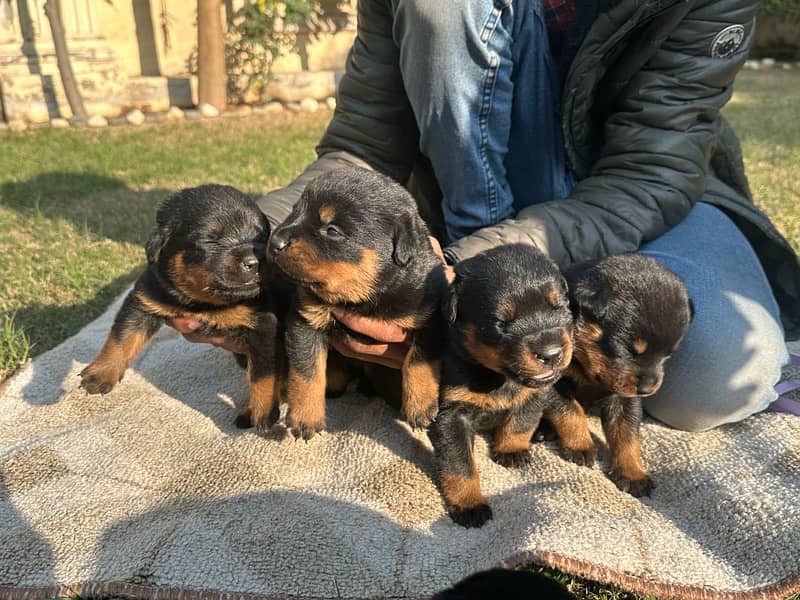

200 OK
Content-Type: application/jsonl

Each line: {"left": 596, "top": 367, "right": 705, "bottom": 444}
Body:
{"left": 431, "top": 244, "right": 574, "bottom": 528}
{"left": 551, "top": 254, "right": 693, "bottom": 496}
{"left": 268, "top": 167, "right": 448, "bottom": 439}
{"left": 432, "top": 568, "right": 576, "bottom": 599}
{"left": 79, "top": 184, "right": 282, "bottom": 431}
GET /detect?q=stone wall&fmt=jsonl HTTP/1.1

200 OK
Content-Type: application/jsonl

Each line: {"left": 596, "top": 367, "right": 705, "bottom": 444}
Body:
{"left": 751, "top": 16, "right": 800, "bottom": 59}
{"left": 0, "top": 0, "right": 355, "bottom": 123}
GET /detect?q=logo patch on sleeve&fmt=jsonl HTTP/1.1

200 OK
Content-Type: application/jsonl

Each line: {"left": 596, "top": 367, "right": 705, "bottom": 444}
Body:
{"left": 711, "top": 25, "right": 745, "bottom": 58}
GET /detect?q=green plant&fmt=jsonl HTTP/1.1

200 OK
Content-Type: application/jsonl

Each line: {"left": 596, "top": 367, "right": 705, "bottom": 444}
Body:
{"left": 0, "top": 314, "right": 32, "bottom": 380}
{"left": 760, "top": 0, "right": 800, "bottom": 22}
{"left": 224, "top": 0, "right": 349, "bottom": 104}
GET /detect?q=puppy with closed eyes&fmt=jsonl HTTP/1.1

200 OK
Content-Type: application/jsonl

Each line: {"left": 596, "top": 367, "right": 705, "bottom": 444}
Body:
{"left": 550, "top": 253, "right": 693, "bottom": 496}
{"left": 431, "top": 244, "right": 574, "bottom": 528}
{"left": 79, "top": 184, "right": 283, "bottom": 431}
{"left": 267, "top": 167, "right": 448, "bottom": 439}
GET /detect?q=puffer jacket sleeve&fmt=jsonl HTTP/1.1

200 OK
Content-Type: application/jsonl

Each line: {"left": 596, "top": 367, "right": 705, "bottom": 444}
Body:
{"left": 258, "top": 0, "right": 417, "bottom": 228}
{"left": 444, "top": 0, "right": 760, "bottom": 268}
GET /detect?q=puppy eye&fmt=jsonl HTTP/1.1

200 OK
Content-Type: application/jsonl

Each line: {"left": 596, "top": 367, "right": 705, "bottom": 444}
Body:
{"left": 495, "top": 319, "right": 510, "bottom": 332}
{"left": 322, "top": 225, "right": 343, "bottom": 238}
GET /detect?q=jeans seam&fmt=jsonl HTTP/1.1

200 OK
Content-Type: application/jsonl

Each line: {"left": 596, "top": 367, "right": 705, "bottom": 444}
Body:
{"left": 478, "top": 4, "right": 504, "bottom": 224}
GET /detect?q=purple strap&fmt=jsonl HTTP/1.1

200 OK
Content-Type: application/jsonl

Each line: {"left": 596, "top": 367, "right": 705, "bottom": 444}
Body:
{"left": 769, "top": 354, "right": 800, "bottom": 416}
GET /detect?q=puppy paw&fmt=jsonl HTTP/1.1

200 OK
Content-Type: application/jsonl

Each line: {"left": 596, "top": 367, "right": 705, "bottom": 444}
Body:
{"left": 447, "top": 503, "right": 493, "bottom": 528}
{"left": 265, "top": 424, "right": 291, "bottom": 441}
{"left": 234, "top": 412, "right": 253, "bottom": 429}
{"left": 491, "top": 449, "right": 532, "bottom": 469}
{"left": 611, "top": 472, "right": 654, "bottom": 497}
{"left": 532, "top": 420, "right": 557, "bottom": 443}
{"left": 560, "top": 446, "right": 596, "bottom": 468}
{"left": 404, "top": 402, "right": 439, "bottom": 429}
{"left": 286, "top": 415, "right": 325, "bottom": 441}
{"left": 78, "top": 364, "right": 120, "bottom": 395}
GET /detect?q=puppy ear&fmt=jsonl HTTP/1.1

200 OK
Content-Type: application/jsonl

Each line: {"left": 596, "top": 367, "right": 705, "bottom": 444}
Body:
{"left": 570, "top": 284, "right": 608, "bottom": 322}
{"left": 145, "top": 225, "right": 170, "bottom": 264}
{"left": 441, "top": 274, "right": 460, "bottom": 325}
{"left": 392, "top": 218, "right": 414, "bottom": 267}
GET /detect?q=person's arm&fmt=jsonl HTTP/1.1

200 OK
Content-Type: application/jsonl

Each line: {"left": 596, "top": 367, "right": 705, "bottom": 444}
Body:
{"left": 445, "top": 0, "right": 760, "bottom": 268}
{"left": 257, "top": 0, "right": 418, "bottom": 228}
{"left": 175, "top": 0, "right": 420, "bottom": 349}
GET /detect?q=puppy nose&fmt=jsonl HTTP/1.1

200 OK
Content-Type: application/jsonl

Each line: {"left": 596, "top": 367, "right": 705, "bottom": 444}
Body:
{"left": 534, "top": 344, "right": 563, "bottom": 365}
{"left": 240, "top": 254, "right": 259, "bottom": 272}
{"left": 269, "top": 232, "right": 291, "bottom": 255}
{"left": 637, "top": 373, "right": 661, "bottom": 396}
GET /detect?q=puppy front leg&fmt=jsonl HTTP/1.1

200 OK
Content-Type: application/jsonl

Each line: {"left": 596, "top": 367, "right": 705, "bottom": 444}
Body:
{"left": 601, "top": 396, "right": 652, "bottom": 497}
{"left": 430, "top": 403, "right": 491, "bottom": 528}
{"left": 284, "top": 311, "right": 328, "bottom": 440}
{"left": 490, "top": 394, "right": 543, "bottom": 468}
{"left": 80, "top": 290, "right": 162, "bottom": 395}
{"left": 237, "top": 314, "right": 281, "bottom": 433}
{"left": 544, "top": 388, "right": 596, "bottom": 467}
{"left": 400, "top": 320, "right": 441, "bottom": 428}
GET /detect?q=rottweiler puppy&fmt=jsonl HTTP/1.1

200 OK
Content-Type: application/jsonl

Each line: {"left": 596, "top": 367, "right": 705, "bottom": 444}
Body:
{"left": 432, "top": 244, "right": 574, "bottom": 528}
{"left": 551, "top": 253, "right": 693, "bottom": 496}
{"left": 79, "top": 184, "right": 283, "bottom": 431}
{"left": 432, "top": 568, "right": 576, "bottom": 599}
{"left": 267, "top": 167, "right": 448, "bottom": 439}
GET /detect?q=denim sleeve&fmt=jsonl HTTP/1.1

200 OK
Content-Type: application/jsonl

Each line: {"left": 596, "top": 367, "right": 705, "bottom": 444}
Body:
{"left": 445, "top": 0, "right": 760, "bottom": 268}
{"left": 315, "top": 0, "right": 418, "bottom": 185}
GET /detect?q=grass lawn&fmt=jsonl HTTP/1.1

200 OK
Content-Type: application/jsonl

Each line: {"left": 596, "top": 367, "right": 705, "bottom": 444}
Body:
{"left": 1, "top": 69, "right": 799, "bottom": 599}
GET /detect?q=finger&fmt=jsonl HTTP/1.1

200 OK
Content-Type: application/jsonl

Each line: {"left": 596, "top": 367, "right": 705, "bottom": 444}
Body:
{"left": 429, "top": 235, "right": 446, "bottom": 264}
{"left": 332, "top": 310, "right": 408, "bottom": 343}
{"left": 444, "top": 264, "right": 456, "bottom": 283}
{"left": 330, "top": 331, "right": 408, "bottom": 363}
{"left": 183, "top": 332, "right": 247, "bottom": 354}
{"left": 330, "top": 337, "right": 404, "bottom": 370}
{"left": 169, "top": 317, "right": 203, "bottom": 334}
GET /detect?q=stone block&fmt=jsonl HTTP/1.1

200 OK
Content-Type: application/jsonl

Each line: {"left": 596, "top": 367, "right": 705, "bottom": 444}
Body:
{"left": 265, "top": 71, "right": 339, "bottom": 103}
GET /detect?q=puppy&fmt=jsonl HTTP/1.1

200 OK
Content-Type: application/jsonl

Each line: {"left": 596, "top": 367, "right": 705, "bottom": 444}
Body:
{"left": 267, "top": 167, "right": 448, "bottom": 439}
{"left": 79, "top": 184, "right": 282, "bottom": 431}
{"left": 432, "top": 568, "right": 576, "bottom": 599}
{"left": 551, "top": 253, "right": 693, "bottom": 496}
{"left": 431, "top": 244, "right": 574, "bottom": 528}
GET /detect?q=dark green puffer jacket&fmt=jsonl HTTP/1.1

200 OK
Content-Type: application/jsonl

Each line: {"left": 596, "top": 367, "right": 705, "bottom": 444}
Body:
{"left": 258, "top": 0, "right": 800, "bottom": 340}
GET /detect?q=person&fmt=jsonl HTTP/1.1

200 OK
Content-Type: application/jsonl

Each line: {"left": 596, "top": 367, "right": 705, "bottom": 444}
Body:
{"left": 172, "top": 0, "right": 800, "bottom": 432}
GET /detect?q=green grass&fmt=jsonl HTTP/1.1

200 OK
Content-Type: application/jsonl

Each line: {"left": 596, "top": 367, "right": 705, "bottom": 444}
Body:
{"left": 2, "top": 70, "right": 800, "bottom": 599}
{"left": 0, "top": 110, "right": 327, "bottom": 380}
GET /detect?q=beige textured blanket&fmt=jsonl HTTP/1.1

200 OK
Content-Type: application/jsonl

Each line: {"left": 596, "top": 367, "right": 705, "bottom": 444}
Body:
{"left": 1, "top": 292, "right": 799, "bottom": 600}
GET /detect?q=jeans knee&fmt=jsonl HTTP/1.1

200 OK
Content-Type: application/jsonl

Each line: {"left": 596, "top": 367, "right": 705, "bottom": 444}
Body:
{"left": 644, "top": 292, "right": 788, "bottom": 432}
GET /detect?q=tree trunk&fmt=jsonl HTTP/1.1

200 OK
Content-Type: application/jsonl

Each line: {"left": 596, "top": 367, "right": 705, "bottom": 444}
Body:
{"left": 43, "top": 0, "right": 87, "bottom": 121}
{"left": 197, "top": 0, "right": 227, "bottom": 110}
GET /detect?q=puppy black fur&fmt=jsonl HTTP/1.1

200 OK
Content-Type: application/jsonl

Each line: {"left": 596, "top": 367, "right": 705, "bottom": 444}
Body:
{"left": 432, "top": 568, "right": 576, "bottom": 600}
{"left": 552, "top": 253, "right": 693, "bottom": 496}
{"left": 268, "top": 167, "right": 448, "bottom": 439}
{"left": 431, "top": 244, "right": 574, "bottom": 528}
{"left": 79, "top": 184, "right": 283, "bottom": 431}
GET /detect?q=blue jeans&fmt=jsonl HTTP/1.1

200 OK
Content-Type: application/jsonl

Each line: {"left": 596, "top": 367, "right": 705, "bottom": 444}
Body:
{"left": 392, "top": 0, "right": 572, "bottom": 242}
{"left": 640, "top": 203, "right": 788, "bottom": 431}
{"left": 392, "top": 0, "right": 788, "bottom": 430}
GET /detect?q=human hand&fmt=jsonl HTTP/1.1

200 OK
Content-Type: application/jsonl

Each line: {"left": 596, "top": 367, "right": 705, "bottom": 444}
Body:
{"left": 167, "top": 317, "right": 247, "bottom": 355}
{"left": 329, "top": 236, "right": 453, "bottom": 368}
{"left": 429, "top": 235, "right": 456, "bottom": 283}
{"left": 329, "top": 313, "right": 410, "bottom": 369}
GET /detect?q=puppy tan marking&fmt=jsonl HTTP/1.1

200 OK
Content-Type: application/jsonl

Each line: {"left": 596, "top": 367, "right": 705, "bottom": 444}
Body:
{"left": 440, "top": 472, "right": 486, "bottom": 512}
{"left": 286, "top": 348, "right": 328, "bottom": 438}
{"left": 318, "top": 205, "right": 336, "bottom": 223}
{"left": 462, "top": 325, "right": 504, "bottom": 373}
{"left": 79, "top": 330, "right": 151, "bottom": 394}
{"left": 401, "top": 354, "right": 440, "bottom": 427}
